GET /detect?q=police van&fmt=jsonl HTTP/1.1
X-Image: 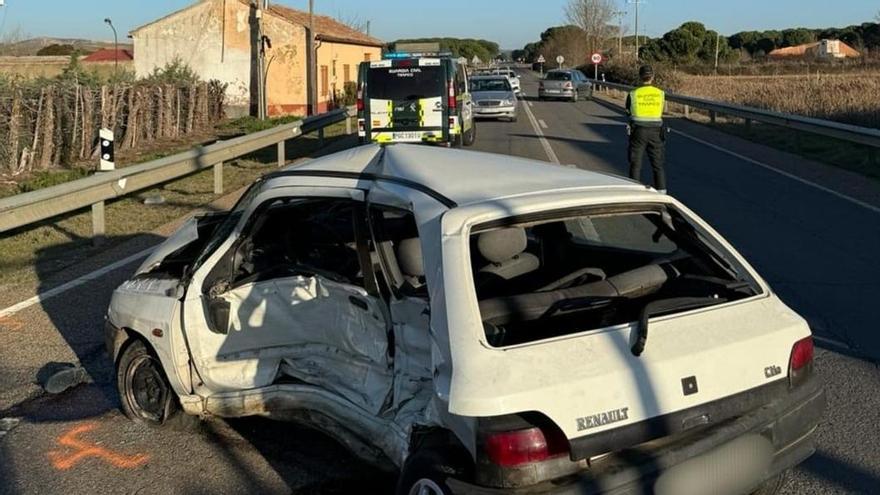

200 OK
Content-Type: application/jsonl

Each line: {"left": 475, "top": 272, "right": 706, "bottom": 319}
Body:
{"left": 357, "top": 50, "right": 476, "bottom": 147}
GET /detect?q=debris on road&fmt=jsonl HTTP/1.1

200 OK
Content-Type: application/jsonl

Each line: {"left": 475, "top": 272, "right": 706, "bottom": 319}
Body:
{"left": 143, "top": 194, "right": 166, "bottom": 205}
{"left": 40, "top": 363, "right": 90, "bottom": 394}
{"left": 0, "top": 417, "right": 21, "bottom": 438}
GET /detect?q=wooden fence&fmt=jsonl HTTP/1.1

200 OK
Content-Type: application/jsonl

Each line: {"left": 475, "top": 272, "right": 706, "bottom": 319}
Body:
{"left": 0, "top": 81, "right": 226, "bottom": 176}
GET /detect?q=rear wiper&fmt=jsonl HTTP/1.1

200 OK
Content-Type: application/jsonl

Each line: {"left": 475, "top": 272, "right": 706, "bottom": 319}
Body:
{"left": 631, "top": 296, "right": 728, "bottom": 357}
{"left": 542, "top": 296, "right": 619, "bottom": 319}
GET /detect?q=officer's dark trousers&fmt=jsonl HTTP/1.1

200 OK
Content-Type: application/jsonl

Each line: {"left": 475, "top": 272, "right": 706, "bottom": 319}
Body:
{"left": 628, "top": 125, "right": 666, "bottom": 190}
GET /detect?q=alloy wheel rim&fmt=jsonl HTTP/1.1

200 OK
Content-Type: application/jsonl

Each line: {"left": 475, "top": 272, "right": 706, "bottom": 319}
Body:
{"left": 408, "top": 478, "right": 444, "bottom": 495}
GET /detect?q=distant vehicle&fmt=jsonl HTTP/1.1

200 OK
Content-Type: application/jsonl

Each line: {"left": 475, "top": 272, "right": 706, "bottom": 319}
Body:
{"left": 357, "top": 52, "right": 476, "bottom": 147}
{"left": 490, "top": 67, "right": 521, "bottom": 94}
{"left": 107, "top": 143, "right": 823, "bottom": 495}
{"left": 470, "top": 75, "right": 518, "bottom": 122}
{"left": 539, "top": 69, "right": 593, "bottom": 102}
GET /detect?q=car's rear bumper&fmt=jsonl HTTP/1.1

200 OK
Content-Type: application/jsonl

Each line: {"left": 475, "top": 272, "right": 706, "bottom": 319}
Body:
{"left": 448, "top": 375, "right": 824, "bottom": 495}
{"left": 539, "top": 89, "right": 576, "bottom": 98}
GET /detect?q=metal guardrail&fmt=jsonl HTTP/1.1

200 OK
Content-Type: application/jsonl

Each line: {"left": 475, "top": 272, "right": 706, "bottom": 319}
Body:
{"left": 590, "top": 80, "right": 880, "bottom": 149}
{"left": 0, "top": 107, "right": 355, "bottom": 238}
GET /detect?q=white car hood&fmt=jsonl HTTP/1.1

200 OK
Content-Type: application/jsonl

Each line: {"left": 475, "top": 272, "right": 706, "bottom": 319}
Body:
{"left": 135, "top": 216, "right": 200, "bottom": 276}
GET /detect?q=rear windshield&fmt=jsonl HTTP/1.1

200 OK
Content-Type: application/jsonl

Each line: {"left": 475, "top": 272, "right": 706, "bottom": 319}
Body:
{"left": 470, "top": 206, "right": 761, "bottom": 347}
{"left": 367, "top": 65, "right": 444, "bottom": 101}
{"left": 470, "top": 78, "right": 512, "bottom": 92}
{"left": 545, "top": 72, "right": 572, "bottom": 81}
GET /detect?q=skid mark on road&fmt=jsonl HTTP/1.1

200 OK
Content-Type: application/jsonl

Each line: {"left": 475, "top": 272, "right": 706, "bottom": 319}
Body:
{"left": 48, "top": 422, "right": 150, "bottom": 470}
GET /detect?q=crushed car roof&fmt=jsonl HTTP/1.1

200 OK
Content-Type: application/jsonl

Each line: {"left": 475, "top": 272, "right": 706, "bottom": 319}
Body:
{"left": 280, "top": 144, "right": 648, "bottom": 208}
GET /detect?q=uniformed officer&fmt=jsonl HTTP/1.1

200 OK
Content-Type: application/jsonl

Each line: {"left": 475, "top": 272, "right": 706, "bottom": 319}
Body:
{"left": 626, "top": 65, "right": 667, "bottom": 192}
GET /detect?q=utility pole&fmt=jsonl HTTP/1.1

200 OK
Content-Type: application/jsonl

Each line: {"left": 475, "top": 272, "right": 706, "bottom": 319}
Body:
{"left": 366, "top": 20, "right": 370, "bottom": 36}
{"left": 714, "top": 32, "right": 721, "bottom": 74}
{"left": 307, "top": 0, "right": 317, "bottom": 116}
{"left": 612, "top": 10, "right": 627, "bottom": 57}
{"left": 627, "top": 0, "right": 643, "bottom": 61}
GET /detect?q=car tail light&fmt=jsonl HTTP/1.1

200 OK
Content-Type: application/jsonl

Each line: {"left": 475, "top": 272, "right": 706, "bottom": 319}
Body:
{"left": 356, "top": 86, "right": 364, "bottom": 111}
{"left": 484, "top": 427, "right": 569, "bottom": 467}
{"left": 357, "top": 119, "right": 365, "bottom": 132}
{"left": 448, "top": 80, "right": 457, "bottom": 110}
{"left": 788, "top": 336, "right": 814, "bottom": 387}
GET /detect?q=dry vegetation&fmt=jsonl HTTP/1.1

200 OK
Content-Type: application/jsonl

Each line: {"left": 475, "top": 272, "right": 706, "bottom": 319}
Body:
{"left": 670, "top": 72, "right": 880, "bottom": 129}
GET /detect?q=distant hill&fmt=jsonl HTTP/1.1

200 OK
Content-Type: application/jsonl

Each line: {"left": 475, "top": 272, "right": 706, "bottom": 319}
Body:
{"left": 0, "top": 37, "right": 133, "bottom": 56}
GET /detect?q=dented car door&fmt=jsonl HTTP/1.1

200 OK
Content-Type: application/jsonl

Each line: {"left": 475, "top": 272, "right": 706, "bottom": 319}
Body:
{"left": 180, "top": 187, "right": 394, "bottom": 414}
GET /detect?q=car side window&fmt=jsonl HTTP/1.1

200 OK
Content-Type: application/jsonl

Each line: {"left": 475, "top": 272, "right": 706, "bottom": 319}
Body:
{"left": 369, "top": 206, "right": 426, "bottom": 299}
{"left": 233, "top": 198, "right": 366, "bottom": 287}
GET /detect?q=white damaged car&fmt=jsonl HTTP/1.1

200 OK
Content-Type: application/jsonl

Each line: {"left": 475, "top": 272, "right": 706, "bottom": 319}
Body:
{"left": 106, "top": 144, "right": 824, "bottom": 495}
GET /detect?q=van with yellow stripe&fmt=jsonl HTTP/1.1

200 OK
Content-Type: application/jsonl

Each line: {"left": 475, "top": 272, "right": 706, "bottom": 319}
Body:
{"left": 357, "top": 52, "right": 476, "bottom": 147}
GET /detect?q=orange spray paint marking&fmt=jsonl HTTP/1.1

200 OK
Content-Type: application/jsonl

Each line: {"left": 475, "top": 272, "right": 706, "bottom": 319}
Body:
{"left": 0, "top": 316, "right": 23, "bottom": 331}
{"left": 48, "top": 422, "right": 150, "bottom": 470}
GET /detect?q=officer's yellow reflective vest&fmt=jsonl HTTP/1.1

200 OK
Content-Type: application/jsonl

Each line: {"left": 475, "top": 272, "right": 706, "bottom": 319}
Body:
{"left": 628, "top": 85, "right": 665, "bottom": 125}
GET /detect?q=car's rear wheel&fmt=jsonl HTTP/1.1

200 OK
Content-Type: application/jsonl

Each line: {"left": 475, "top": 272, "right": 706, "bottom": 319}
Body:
{"left": 751, "top": 471, "right": 787, "bottom": 495}
{"left": 396, "top": 447, "right": 471, "bottom": 495}
{"left": 117, "top": 339, "right": 196, "bottom": 430}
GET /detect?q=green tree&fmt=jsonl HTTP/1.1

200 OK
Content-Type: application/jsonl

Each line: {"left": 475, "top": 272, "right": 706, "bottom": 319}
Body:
{"left": 641, "top": 22, "right": 733, "bottom": 65}
{"left": 781, "top": 28, "right": 815, "bottom": 47}
{"left": 37, "top": 44, "right": 78, "bottom": 56}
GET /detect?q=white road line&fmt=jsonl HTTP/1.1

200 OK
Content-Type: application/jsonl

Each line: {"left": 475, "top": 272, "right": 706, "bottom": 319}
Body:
{"left": 521, "top": 100, "right": 560, "bottom": 164}
{"left": 672, "top": 129, "right": 880, "bottom": 215}
{"left": 0, "top": 247, "right": 154, "bottom": 320}
{"left": 538, "top": 119, "right": 549, "bottom": 129}
{"left": 527, "top": 101, "right": 534, "bottom": 107}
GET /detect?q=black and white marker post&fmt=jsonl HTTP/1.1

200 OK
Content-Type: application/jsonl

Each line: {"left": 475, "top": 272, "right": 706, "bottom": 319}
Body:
{"left": 93, "top": 128, "right": 115, "bottom": 244}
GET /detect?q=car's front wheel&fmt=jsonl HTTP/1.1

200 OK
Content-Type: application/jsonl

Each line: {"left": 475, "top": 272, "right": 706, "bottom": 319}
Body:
{"left": 117, "top": 339, "right": 195, "bottom": 429}
{"left": 463, "top": 122, "right": 476, "bottom": 146}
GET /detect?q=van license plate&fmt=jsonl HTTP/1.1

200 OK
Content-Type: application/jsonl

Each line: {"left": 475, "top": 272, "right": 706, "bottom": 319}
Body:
{"left": 392, "top": 132, "right": 423, "bottom": 141}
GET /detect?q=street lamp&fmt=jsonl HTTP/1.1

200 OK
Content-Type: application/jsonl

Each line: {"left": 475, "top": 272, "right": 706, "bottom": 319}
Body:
{"left": 104, "top": 17, "right": 118, "bottom": 75}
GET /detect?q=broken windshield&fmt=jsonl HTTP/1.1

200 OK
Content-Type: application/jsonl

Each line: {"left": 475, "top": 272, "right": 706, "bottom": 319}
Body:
{"left": 470, "top": 205, "right": 761, "bottom": 347}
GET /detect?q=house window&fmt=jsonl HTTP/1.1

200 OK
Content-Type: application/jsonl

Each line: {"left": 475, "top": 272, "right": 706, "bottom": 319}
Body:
{"left": 344, "top": 64, "right": 351, "bottom": 83}
{"left": 321, "top": 65, "right": 329, "bottom": 97}
{"left": 364, "top": 52, "right": 372, "bottom": 61}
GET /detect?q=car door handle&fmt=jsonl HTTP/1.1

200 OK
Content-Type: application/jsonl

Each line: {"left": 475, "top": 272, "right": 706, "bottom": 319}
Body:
{"left": 348, "top": 296, "right": 368, "bottom": 311}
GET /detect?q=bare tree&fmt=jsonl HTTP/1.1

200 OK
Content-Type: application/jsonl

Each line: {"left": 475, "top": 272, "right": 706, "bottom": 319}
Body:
{"left": 565, "top": 0, "right": 616, "bottom": 55}
{"left": 335, "top": 10, "right": 369, "bottom": 34}
{"left": 0, "top": 25, "right": 30, "bottom": 56}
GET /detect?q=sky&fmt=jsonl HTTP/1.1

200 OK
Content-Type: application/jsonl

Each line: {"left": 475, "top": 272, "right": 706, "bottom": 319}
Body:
{"left": 0, "top": 0, "right": 876, "bottom": 49}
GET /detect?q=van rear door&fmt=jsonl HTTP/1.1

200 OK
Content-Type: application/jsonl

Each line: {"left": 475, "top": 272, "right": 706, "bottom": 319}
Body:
{"left": 361, "top": 59, "right": 446, "bottom": 144}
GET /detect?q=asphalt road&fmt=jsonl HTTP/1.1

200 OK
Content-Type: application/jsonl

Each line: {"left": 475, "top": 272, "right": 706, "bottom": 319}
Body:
{"left": 1, "top": 69, "right": 879, "bottom": 494}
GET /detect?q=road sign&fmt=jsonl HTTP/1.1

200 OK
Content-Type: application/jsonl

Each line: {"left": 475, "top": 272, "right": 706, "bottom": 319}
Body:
{"left": 591, "top": 53, "right": 603, "bottom": 64}
{"left": 537, "top": 55, "right": 545, "bottom": 63}
{"left": 556, "top": 55, "right": 564, "bottom": 66}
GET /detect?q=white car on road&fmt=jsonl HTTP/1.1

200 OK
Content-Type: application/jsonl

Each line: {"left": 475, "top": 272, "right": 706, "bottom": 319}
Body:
{"left": 106, "top": 144, "right": 823, "bottom": 495}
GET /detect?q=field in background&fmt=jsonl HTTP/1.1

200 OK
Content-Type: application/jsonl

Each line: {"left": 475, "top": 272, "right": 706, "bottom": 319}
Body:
{"left": 672, "top": 72, "right": 880, "bottom": 130}
{"left": 0, "top": 56, "right": 132, "bottom": 80}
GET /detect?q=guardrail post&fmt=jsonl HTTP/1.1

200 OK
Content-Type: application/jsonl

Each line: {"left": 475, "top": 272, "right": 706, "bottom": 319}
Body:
{"left": 213, "top": 162, "right": 223, "bottom": 194}
{"left": 683, "top": 105, "right": 690, "bottom": 119}
{"left": 346, "top": 115, "right": 352, "bottom": 135}
{"left": 745, "top": 118, "right": 752, "bottom": 133}
{"left": 318, "top": 128, "right": 325, "bottom": 147}
{"left": 710, "top": 110, "right": 717, "bottom": 124}
{"left": 277, "top": 140, "right": 286, "bottom": 167}
{"left": 91, "top": 201, "right": 105, "bottom": 245}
